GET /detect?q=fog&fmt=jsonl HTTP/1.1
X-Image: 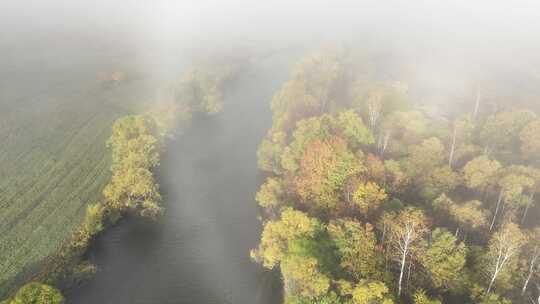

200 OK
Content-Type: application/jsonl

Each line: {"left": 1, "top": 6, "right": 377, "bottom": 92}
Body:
{"left": 2, "top": 1, "right": 540, "bottom": 303}
{"left": 3, "top": 0, "right": 540, "bottom": 109}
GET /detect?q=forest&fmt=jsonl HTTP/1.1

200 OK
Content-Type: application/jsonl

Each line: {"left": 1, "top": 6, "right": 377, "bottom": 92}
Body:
{"left": 252, "top": 49, "right": 540, "bottom": 304}
{"left": 3, "top": 2, "right": 540, "bottom": 303}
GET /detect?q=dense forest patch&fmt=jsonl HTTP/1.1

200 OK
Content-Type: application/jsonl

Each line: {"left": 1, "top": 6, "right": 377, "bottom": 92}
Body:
{"left": 253, "top": 49, "right": 540, "bottom": 304}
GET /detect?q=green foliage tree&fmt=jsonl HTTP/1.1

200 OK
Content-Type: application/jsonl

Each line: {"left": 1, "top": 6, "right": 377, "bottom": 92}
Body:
{"left": 327, "top": 219, "right": 383, "bottom": 280}
{"left": 8, "top": 283, "right": 64, "bottom": 304}
{"left": 479, "top": 109, "right": 536, "bottom": 157}
{"left": 412, "top": 289, "right": 441, "bottom": 304}
{"left": 251, "top": 208, "right": 320, "bottom": 268}
{"left": 350, "top": 280, "right": 394, "bottom": 304}
{"left": 335, "top": 109, "right": 374, "bottom": 149}
{"left": 520, "top": 118, "right": 540, "bottom": 161}
{"left": 420, "top": 229, "right": 467, "bottom": 290}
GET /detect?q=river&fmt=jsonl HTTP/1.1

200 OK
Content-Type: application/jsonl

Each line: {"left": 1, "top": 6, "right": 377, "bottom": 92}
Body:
{"left": 65, "top": 53, "right": 297, "bottom": 304}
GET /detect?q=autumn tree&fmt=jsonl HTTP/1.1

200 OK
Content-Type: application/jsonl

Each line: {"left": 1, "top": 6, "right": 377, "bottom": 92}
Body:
{"left": 352, "top": 182, "right": 388, "bottom": 215}
{"left": 103, "top": 115, "right": 162, "bottom": 218}
{"left": 281, "top": 115, "right": 335, "bottom": 172}
{"left": 385, "top": 208, "right": 429, "bottom": 296}
{"left": 484, "top": 223, "right": 526, "bottom": 294}
{"left": 294, "top": 136, "right": 362, "bottom": 212}
{"left": 256, "top": 177, "right": 285, "bottom": 211}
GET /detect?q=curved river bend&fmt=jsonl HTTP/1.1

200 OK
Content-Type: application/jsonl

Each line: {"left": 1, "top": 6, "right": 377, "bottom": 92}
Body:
{"left": 66, "top": 54, "right": 295, "bottom": 304}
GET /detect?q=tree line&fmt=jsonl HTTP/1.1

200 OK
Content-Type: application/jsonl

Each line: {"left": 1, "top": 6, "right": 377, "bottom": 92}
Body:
{"left": 252, "top": 49, "right": 540, "bottom": 304}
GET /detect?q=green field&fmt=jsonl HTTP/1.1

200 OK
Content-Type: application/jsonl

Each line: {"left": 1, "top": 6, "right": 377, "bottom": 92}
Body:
{"left": 0, "top": 49, "right": 155, "bottom": 294}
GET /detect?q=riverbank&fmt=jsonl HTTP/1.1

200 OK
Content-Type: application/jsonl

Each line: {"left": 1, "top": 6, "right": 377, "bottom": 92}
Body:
{"left": 64, "top": 51, "right": 299, "bottom": 304}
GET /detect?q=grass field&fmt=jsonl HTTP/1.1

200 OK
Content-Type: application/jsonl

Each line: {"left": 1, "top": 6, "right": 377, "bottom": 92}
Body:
{"left": 0, "top": 38, "right": 160, "bottom": 295}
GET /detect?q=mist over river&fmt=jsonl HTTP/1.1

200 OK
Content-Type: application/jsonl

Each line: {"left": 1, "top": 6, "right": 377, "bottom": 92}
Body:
{"left": 64, "top": 53, "right": 296, "bottom": 304}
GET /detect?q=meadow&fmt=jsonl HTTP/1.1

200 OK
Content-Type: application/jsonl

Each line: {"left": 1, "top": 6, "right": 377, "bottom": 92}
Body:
{"left": 0, "top": 44, "right": 154, "bottom": 295}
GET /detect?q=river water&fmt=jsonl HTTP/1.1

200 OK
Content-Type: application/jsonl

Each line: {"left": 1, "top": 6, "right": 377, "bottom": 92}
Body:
{"left": 65, "top": 54, "right": 296, "bottom": 304}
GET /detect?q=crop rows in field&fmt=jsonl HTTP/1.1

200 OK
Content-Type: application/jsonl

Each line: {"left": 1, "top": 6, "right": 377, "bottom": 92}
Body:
{"left": 0, "top": 78, "right": 151, "bottom": 296}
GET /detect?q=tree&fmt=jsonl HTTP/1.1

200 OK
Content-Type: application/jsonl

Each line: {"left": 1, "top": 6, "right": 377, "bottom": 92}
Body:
{"left": 419, "top": 166, "right": 461, "bottom": 201}
{"left": 256, "top": 177, "right": 285, "bottom": 210}
{"left": 413, "top": 289, "right": 441, "bottom": 304}
{"left": 327, "top": 219, "right": 383, "bottom": 280}
{"left": 351, "top": 280, "right": 394, "bottom": 304}
{"left": 71, "top": 203, "right": 105, "bottom": 250}
{"left": 447, "top": 117, "right": 474, "bottom": 168}
{"left": 490, "top": 171, "right": 534, "bottom": 230}
{"left": 353, "top": 81, "right": 410, "bottom": 132}
{"left": 520, "top": 228, "right": 540, "bottom": 295}
{"left": 404, "top": 137, "right": 445, "bottom": 179}
{"left": 420, "top": 229, "right": 467, "bottom": 290}
{"left": 520, "top": 119, "right": 540, "bottom": 161}
{"left": 103, "top": 115, "right": 162, "bottom": 218}
{"left": 386, "top": 208, "right": 429, "bottom": 296}
{"left": 379, "top": 111, "right": 428, "bottom": 157}
{"left": 281, "top": 115, "right": 335, "bottom": 172}
{"left": 479, "top": 109, "right": 536, "bottom": 158}
{"left": 257, "top": 132, "right": 286, "bottom": 174}
{"left": 251, "top": 208, "right": 319, "bottom": 268}
{"left": 485, "top": 223, "right": 526, "bottom": 294}
{"left": 447, "top": 199, "right": 489, "bottom": 234}
{"left": 281, "top": 255, "right": 331, "bottom": 299}
{"left": 294, "top": 136, "right": 362, "bottom": 212}
{"left": 269, "top": 50, "right": 345, "bottom": 135}
{"left": 383, "top": 160, "right": 408, "bottom": 193}
{"left": 174, "top": 65, "right": 235, "bottom": 115}
{"left": 335, "top": 110, "right": 374, "bottom": 149}
{"left": 352, "top": 182, "right": 388, "bottom": 215}
{"left": 462, "top": 156, "right": 501, "bottom": 192}
{"left": 9, "top": 283, "right": 64, "bottom": 304}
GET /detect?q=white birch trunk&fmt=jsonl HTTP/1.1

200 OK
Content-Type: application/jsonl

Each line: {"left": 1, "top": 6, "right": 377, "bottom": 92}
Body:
{"left": 449, "top": 123, "right": 457, "bottom": 168}
{"left": 522, "top": 192, "right": 535, "bottom": 225}
{"left": 490, "top": 190, "right": 504, "bottom": 231}
{"left": 474, "top": 88, "right": 481, "bottom": 120}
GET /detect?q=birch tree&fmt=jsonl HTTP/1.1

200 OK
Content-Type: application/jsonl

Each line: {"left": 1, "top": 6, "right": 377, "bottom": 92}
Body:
{"left": 386, "top": 208, "right": 428, "bottom": 297}
{"left": 485, "top": 223, "right": 526, "bottom": 294}
{"left": 521, "top": 228, "right": 540, "bottom": 295}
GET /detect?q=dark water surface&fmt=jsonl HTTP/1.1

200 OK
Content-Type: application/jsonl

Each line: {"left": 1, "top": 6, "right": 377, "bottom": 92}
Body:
{"left": 66, "top": 56, "right": 294, "bottom": 304}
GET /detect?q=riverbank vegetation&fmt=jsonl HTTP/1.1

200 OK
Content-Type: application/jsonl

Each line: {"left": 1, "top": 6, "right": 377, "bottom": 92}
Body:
{"left": 252, "top": 49, "right": 540, "bottom": 304}
{"left": 1, "top": 62, "right": 240, "bottom": 301}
